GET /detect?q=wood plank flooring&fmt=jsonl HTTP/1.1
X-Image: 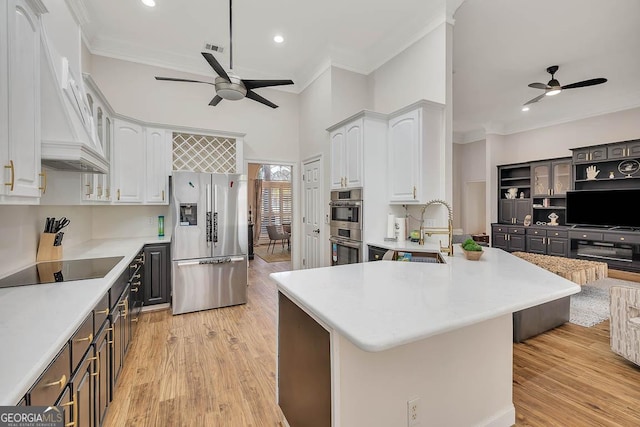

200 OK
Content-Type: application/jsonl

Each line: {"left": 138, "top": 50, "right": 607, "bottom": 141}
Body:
{"left": 105, "top": 260, "right": 640, "bottom": 426}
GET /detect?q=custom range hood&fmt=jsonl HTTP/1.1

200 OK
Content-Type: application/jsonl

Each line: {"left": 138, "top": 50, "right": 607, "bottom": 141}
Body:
{"left": 40, "top": 33, "right": 108, "bottom": 173}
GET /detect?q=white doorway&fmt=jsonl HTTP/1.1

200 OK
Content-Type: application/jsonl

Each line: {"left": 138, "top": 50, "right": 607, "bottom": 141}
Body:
{"left": 464, "top": 181, "right": 486, "bottom": 234}
{"left": 303, "top": 156, "right": 323, "bottom": 269}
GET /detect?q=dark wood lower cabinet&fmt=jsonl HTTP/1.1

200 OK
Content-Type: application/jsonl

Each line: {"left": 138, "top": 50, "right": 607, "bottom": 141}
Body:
{"left": 95, "top": 323, "right": 111, "bottom": 427}
{"left": 22, "top": 249, "right": 144, "bottom": 425}
{"left": 144, "top": 243, "right": 170, "bottom": 305}
{"left": 74, "top": 351, "right": 96, "bottom": 427}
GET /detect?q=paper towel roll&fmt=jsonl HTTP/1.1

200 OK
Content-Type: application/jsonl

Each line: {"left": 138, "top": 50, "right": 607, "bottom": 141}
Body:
{"left": 386, "top": 214, "right": 396, "bottom": 239}
{"left": 395, "top": 218, "right": 407, "bottom": 241}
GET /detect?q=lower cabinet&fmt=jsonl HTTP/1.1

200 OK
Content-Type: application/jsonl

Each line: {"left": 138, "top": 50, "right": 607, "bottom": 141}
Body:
{"left": 526, "top": 227, "right": 569, "bottom": 257}
{"left": 491, "top": 225, "right": 526, "bottom": 252}
{"left": 23, "top": 250, "right": 145, "bottom": 426}
{"left": 143, "top": 243, "right": 171, "bottom": 305}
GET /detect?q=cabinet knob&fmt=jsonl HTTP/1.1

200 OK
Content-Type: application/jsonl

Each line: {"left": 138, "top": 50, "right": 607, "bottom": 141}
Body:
{"left": 4, "top": 160, "right": 14, "bottom": 191}
{"left": 620, "top": 237, "right": 625, "bottom": 241}
{"left": 73, "top": 333, "right": 93, "bottom": 343}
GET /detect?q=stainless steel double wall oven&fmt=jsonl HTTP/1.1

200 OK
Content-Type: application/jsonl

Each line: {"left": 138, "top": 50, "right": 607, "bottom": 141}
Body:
{"left": 329, "top": 188, "right": 363, "bottom": 265}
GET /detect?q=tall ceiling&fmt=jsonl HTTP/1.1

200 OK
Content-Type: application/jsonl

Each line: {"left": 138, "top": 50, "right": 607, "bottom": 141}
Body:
{"left": 80, "top": 0, "right": 640, "bottom": 141}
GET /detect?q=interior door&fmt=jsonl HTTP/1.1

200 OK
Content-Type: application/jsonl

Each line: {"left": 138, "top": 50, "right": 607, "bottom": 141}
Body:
{"left": 303, "top": 158, "right": 322, "bottom": 268}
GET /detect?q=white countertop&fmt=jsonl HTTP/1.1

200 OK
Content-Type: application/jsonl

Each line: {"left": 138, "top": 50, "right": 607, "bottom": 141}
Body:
{"left": 0, "top": 235, "right": 170, "bottom": 405}
{"left": 271, "top": 243, "right": 580, "bottom": 352}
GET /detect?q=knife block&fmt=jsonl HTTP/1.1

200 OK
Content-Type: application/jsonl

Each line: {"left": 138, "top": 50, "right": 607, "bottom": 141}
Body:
{"left": 36, "top": 233, "right": 63, "bottom": 262}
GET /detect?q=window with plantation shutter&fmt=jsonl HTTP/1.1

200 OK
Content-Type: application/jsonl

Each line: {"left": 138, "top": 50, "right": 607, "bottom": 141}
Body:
{"left": 257, "top": 165, "right": 292, "bottom": 244}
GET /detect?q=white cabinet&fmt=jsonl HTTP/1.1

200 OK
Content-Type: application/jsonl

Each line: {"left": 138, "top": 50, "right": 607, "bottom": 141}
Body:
{"left": 82, "top": 81, "right": 113, "bottom": 202}
{"left": 144, "top": 127, "right": 170, "bottom": 204}
{"left": 112, "top": 119, "right": 144, "bottom": 203}
{"left": 0, "top": 0, "right": 45, "bottom": 203}
{"left": 330, "top": 118, "right": 363, "bottom": 189}
{"left": 387, "top": 101, "right": 445, "bottom": 204}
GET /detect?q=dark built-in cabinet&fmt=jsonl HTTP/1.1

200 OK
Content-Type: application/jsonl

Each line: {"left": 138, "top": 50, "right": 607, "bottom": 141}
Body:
{"left": 22, "top": 251, "right": 147, "bottom": 426}
{"left": 493, "top": 138, "right": 640, "bottom": 272}
{"left": 143, "top": 243, "right": 171, "bottom": 306}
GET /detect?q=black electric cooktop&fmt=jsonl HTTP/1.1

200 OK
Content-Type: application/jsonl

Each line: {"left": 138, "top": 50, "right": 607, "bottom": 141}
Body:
{"left": 0, "top": 256, "right": 124, "bottom": 289}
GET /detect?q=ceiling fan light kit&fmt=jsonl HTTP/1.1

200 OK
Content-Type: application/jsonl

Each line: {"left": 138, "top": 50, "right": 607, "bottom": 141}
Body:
{"left": 523, "top": 65, "right": 607, "bottom": 108}
{"left": 154, "top": 0, "right": 293, "bottom": 108}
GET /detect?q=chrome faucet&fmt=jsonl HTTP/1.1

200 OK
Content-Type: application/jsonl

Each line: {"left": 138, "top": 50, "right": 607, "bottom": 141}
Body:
{"left": 419, "top": 199, "right": 454, "bottom": 256}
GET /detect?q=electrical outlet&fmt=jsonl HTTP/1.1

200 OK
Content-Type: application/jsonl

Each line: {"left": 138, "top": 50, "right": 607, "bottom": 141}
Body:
{"left": 407, "top": 397, "right": 420, "bottom": 427}
{"left": 148, "top": 216, "right": 155, "bottom": 226}
{"left": 425, "top": 219, "right": 436, "bottom": 227}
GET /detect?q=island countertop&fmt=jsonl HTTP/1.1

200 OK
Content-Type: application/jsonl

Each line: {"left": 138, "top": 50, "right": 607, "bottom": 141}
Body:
{"left": 270, "top": 244, "right": 581, "bottom": 352}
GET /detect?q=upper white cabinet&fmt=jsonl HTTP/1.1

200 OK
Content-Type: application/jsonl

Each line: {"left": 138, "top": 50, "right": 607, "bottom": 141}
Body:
{"left": 82, "top": 78, "right": 113, "bottom": 202}
{"left": 387, "top": 101, "right": 445, "bottom": 204}
{"left": 0, "top": 0, "right": 46, "bottom": 203}
{"left": 329, "top": 118, "right": 363, "bottom": 189}
{"left": 112, "top": 119, "right": 144, "bottom": 203}
{"left": 145, "top": 127, "right": 170, "bottom": 204}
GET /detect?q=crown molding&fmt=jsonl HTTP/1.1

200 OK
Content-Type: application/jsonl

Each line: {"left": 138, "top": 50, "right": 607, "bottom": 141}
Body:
{"left": 65, "top": 0, "right": 91, "bottom": 26}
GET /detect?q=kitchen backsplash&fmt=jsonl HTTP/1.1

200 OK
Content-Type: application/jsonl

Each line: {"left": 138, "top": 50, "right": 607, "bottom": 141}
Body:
{"left": 91, "top": 205, "right": 171, "bottom": 239}
{"left": 0, "top": 205, "right": 170, "bottom": 278}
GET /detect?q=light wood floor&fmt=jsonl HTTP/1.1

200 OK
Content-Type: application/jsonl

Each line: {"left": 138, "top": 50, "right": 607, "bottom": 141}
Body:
{"left": 105, "top": 260, "right": 640, "bottom": 426}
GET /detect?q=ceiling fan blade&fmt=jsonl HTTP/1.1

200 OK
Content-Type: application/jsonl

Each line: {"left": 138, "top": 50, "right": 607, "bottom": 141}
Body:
{"left": 246, "top": 90, "right": 278, "bottom": 108}
{"left": 201, "top": 52, "right": 231, "bottom": 81}
{"left": 528, "top": 82, "right": 550, "bottom": 90}
{"left": 524, "top": 93, "right": 546, "bottom": 106}
{"left": 155, "top": 77, "right": 213, "bottom": 85}
{"left": 241, "top": 79, "right": 294, "bottom": 90}
{"left": 209, "top": 95, "right": 223, "bottom": 106}
{"left": 561, "top": 78, "right": 607, "bottom": 90}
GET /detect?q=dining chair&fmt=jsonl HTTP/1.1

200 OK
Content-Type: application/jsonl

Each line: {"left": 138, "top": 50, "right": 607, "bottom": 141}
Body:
{"left": 266, "top": 225, "right": 289, "bottom": 253}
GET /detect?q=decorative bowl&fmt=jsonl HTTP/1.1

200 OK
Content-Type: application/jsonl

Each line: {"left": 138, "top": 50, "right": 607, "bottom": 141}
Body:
{"left": 462, "top": 248, "right": 484, "bottom": 261}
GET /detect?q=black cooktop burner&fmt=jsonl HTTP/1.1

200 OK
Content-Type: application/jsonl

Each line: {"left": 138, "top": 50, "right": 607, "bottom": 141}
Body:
{"left": 0, "top": 256, "right": 124, "bottom": 289}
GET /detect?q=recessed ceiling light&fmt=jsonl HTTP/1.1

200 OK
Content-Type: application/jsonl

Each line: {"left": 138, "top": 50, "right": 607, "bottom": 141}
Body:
{"left": 273, "top": 35, "right": 284, "bottom": 44}
{"left": 521, "top": 106, "right": 530, "bottom": 112}
{"left": 141, "top": 0, "right": 156, "bottom": 7}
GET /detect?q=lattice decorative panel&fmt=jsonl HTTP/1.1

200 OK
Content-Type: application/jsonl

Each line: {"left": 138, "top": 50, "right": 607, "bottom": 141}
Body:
{"left": 172, "top": 132, "right": 236, "bottom": 173}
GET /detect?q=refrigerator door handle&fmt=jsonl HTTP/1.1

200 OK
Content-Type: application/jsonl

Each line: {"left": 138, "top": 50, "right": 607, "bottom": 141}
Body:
{"left": 213, "top": 185, "right": 219, "bottom": 245}
{"left": 206, "top": 184, "right": 212, "bottom": 246}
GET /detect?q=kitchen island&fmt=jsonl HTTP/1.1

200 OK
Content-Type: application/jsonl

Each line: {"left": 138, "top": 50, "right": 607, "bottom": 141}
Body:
{"left": 271, "top": 244, "right": 580, "bottom": 427}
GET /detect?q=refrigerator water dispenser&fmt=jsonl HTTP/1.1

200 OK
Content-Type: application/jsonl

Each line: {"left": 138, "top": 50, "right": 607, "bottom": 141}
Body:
{"left": 179, "top": 204, "right": 198, "bottom": 225}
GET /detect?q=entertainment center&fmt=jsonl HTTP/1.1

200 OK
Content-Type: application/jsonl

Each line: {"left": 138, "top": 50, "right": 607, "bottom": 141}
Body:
{"left": 492, "top": 138, "right": 640, "bottom": 272}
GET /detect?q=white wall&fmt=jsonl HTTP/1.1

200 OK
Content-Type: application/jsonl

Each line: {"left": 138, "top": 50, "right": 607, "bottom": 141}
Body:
{"left": 369, "top": 24, "right": 447, "bottom": 114}
{"left": 330, "top": 67, "right": 372, "bottom": 124}
{"left": 0, "top": 205, "right": 92, "bottom": 277}
{"left": 89, "top": 56, "right": 300, "bottom": 163}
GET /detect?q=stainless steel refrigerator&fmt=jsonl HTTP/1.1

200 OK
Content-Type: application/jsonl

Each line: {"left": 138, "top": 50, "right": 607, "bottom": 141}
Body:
{"left": 171, "top": 171, "right": 248, "bottom": 315}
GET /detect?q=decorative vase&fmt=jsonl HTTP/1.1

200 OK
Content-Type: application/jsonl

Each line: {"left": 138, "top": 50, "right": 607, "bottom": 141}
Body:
{"left": 462, "top": 248, "right": 483, "bottom": 261}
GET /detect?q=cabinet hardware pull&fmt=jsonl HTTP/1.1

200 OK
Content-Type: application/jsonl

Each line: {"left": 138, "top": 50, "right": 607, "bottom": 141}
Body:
{"left": 4, "top": 160, "right": 14, "bottom": 191}
{"left": 117, "top": 189, "right": 120, "bottom": 200}
{"left": 61, "top": 392, "right": 76, "bottom": 427}
{"left": 620, "top": 237, "right": 625, "bottom": 241}
{"left": 413, "top": 186, "right": 416, "bottom": 199}
{"left": 131, "top": 287, "right": 139, "bottom": 293}
{"left": 73, "top": 333, "right": 93, "bottom": 343}
{"left": 162, "top": 190, "right": 165, "bottom": 201}
{"left": 132, "top": 280, "right": 141, "bottom": 286}
{"left": 106, "top": 327, "right": 113, "bottom": 332}
{"left": 96, "top": 308, "right": 109, "bottom": 316}
{"left": 131, "top": 317, "right": 139, "bottom": 322}
{"left": 132, "top": 274, "right": 141, "bottom": 279}
{"left": 44, "top": 374, "right": 66, "bottom": 390}
{"left": 39, "top": 170, "right": 47, "bottom": 194}
{"left": 89, "top": 356, "right": 99, "bottom": 376}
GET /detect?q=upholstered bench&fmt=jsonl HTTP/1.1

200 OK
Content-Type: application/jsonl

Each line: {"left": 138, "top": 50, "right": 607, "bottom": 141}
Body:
{"left": 510, "top": 252, "right": 608, "bottom": 342}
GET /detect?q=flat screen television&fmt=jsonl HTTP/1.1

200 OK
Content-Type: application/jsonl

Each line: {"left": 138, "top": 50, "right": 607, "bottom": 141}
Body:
{"left": 566, "top": 189, "right": 640, "bottom": 228}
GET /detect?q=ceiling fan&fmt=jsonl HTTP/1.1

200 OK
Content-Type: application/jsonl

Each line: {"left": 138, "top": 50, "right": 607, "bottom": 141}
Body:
{"left": 154, "top": 0, "right": 293, "bottom": 109}
{"left": 523, "top": 65, "right": 607, "bottom": 107}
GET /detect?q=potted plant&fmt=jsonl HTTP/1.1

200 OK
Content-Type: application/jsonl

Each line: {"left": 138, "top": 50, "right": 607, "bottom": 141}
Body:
{"left": 461, "top": 238, "right": 484, "bottom": 261}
